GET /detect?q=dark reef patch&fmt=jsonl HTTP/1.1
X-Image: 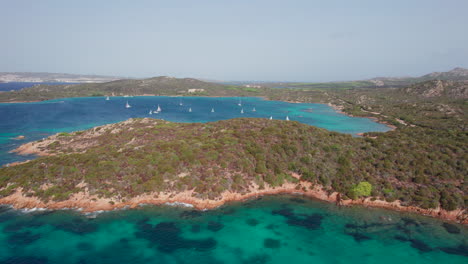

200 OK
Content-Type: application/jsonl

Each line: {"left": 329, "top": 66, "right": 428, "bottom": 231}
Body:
{"left": 76, "top": 242, "right": 93, "bottom": 251}
{"left": 438, "top": 244, "right": 468, "bottom": 257}
{"left": 345, "top": 231, "right": 372, "bottom": 242}
{"left": 7, "top": 231, "right": 41, "bottom": 245}
{"left": 246, "top": 218, "right": 259, "bottom": 226}
{"left": 409, "top": 239, "right": 432, "bottom": 253}
{"left": 135, "top": 221, "right": 217, "bottom": 253}
{"left": 179, "top": 210, "right": 202, "bottom": 219}
{"left": 264, "top": 238, "right": 281, "bottom": 249}
{"left": 289, "top": 197, "right": 306, "bottom": 203}
{"left": 272, "top": 207, "right": 323, "bottom": 230}
{"left": 53, "top": 218, "right": 98, "bottom": 235}
{"left": 3, "top": 220, "right": 43, "bottom": 233}
{"left": 393, "top": 235, "right": 432, "bottom": 253}
{"left": 207, "top": 221, "right": 224, "bottom": 232}
{"left": 441, "top": 223, "right": 461, "bottom": 234}
{"left": 243, "top": 253, "right": 271, "bottom": 264}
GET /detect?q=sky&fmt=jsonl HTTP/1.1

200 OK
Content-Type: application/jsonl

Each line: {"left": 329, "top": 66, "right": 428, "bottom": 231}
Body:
{"left": 1, "top": 0, "right": 468, "bottom": 82}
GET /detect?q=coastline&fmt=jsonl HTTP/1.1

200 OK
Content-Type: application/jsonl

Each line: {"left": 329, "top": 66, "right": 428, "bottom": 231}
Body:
{"left": 0, "top": 179, "right": 466, "bottom": 225}
{"left": 326, "top": 102, "right": 398, "bottom": 132}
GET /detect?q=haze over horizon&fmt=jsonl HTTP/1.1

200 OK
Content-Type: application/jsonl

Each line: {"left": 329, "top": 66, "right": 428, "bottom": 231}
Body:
{"left": 1, "top": 0, "right": 468, "bottom": 82}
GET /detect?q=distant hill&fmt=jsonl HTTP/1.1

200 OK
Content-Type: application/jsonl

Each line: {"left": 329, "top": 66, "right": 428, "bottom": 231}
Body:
{"left": 0, "top": 76, "right": 265, "bottom": 102}
{"left": 401, "top": 80, "right": 468, "bottom": 99}
{"left": 369, "top": 67, "right": 468, "bottom": 87}
{"left": 0, "top": 72, "right": 123, "bottom": 83}
{"left": 420, "top": 67, "right": 468, "bottom": 81}
{"left": 260, "top": 67, "right": 468, "bottom": 89}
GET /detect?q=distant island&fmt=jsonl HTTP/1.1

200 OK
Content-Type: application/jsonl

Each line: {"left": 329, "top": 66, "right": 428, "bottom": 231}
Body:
{"left": 0, "top": 72, "right": 122, "bottom": 83}
{"left": 0, "top": 69, "right": 466, "bottom": 224}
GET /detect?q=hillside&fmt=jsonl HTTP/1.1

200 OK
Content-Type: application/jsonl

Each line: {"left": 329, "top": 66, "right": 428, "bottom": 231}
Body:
{"left": 260, "top": 67, "right": 468, "bottom": 90}
{"left": 0, "top": 72, "right": 122, "bottom": 83}
{"left": 402, "top": 80, "right": 468, "bottom": 99}
{"left": 1, "top": 118, "right": 466, "bottom": 222}
{"left": 0, "top": 76, "right": 266, "bottom": 102}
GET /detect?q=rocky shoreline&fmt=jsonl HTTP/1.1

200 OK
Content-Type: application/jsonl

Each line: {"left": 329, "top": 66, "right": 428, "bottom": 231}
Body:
{"left": 1, "top": 180, "right": 466, "bottom": 225}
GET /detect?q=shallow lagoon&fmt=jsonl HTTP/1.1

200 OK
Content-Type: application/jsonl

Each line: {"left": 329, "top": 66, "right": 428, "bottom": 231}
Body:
{"left": 0, "top": 196, "right": 466, "bottom": 264}
{"left": 0, "top": 96, "right": 390, "bottom": 166}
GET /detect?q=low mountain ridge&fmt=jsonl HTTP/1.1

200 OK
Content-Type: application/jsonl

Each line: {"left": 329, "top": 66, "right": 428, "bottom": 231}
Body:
{"left": 402, "top": 80, "right": 468, "bottom": 99}
{"left": 0, "top": 72, "right": 122, "bottom": 83}
{"left": 0, "top": 76, "right": 264, "bottom": 102}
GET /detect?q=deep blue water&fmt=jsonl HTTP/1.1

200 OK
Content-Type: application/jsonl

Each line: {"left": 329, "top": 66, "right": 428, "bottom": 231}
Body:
{"left": 0, "top": 82, "right": 77, "bottom": 92}
{"left": 0, "top": 96, "right": 390, "bottom": 166}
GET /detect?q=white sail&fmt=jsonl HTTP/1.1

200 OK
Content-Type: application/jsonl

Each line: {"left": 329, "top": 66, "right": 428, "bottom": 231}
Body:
{"left": 269, "top": 116, "right": 273, "bottom": 120}
{"left": 149, "top": 110, "right": 152, "bottom": 115}
{"left": 286, "top": 116, "right": 289, "bottom": 121}
{"left": 179, "top": 100, "right": 183, "bottom": 106}
{"left": 238, "top": 99, "right": 242, "bottom": 106}
{"left": 241, "top": 108, "right": 244, "bottom": 114}
{"left": 252, "top": 107, "right": 256, "bottom": 112}
{"left": 106, "top": 96, "right": 110, "bottom": 101}
{"left": 125, "top": 101, "right": 131, "bottom": 108}
{"left": 189, "top": 107, "right": 192, "bottom": 112}
{"left": 156, "top": 104, "right": 161, "bottom": 112}
{"left": 211, "top": 108, "right": 215, "bottom": 113}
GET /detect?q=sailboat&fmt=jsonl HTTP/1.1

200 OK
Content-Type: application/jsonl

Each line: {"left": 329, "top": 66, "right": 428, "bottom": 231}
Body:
{"left": 286, "top": 116, "right": 290, "bottom": 121}
{"left": 240, "top": 108, "right": 244, "bottom": 114}
{"left": 252, "top": 107, "right": 256, "bottom": 112}
{"left": 149, "top": 110, "right": 152, "bottom": 115}
{"left": 189, "top": 107, "right": 192, "bottom": 112}
{"left": 238, "top": 98, "right": 242, "bottom": 106}
{"left": 269, "top": 116, "right": 273, "bottom": 120}
{"left": 179, "top": 100, "right": 183, "bottom": 106}
{"left": 155, "top": 104, "right": 161, "bottom": 113}
{"left": 211, "top": 108, "right": 215, "bottom": 113}
{"left": 125, "top": 101, "right": 131, "bottom": 108}
{"left": 106, "top": 96, "right": 110, "bottom": 101}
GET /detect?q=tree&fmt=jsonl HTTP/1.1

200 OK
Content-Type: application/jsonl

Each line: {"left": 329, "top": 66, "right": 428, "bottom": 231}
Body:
{"left": 350, "top": 181, "right": 372, "bottom": 199}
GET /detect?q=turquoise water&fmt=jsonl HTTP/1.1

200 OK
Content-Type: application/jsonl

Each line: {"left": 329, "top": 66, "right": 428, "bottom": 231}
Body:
{"left": 0, "top": 196, "right": 466, "bottom": 264}
{"left": 0, "top": 96, "right": 390, "bottom": 166}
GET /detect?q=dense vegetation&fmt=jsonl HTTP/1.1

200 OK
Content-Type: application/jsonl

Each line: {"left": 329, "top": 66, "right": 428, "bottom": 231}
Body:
{"left": 0, "top": 117, "right": 465, "bottom": 213}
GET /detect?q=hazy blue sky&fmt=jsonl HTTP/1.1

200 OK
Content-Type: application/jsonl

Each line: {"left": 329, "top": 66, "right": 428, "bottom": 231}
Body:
{"left": 1, "top": 0, "right": 467, "bottom": 81}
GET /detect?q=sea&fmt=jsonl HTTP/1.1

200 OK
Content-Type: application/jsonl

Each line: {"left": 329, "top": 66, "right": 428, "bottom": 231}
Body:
{"left": 0, "top": 93, "right": 466, "bottom": 263}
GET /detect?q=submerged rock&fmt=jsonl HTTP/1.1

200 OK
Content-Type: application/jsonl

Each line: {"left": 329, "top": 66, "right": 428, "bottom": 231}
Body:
{"left": 264, "top": 238, "right": 281, "bottom": 249}
{"left": 442, "top": 222, "right": 461, "bottom": 234}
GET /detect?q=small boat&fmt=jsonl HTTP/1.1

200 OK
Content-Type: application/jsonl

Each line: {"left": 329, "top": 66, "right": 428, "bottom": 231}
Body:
{"left": 211, "top": 108, "right": 215, "bottom": 113}
{"left": 189, "top": 108, "right": 192, "bottom": 112}
{"left": 238, "top": 99, "right": 242, "bottom": 106}
{"left": 179, "top": 100, "right": 183, "bottom": 106}
{"left": 240, "top": 108, "right": 244, "bottom": 114}
{"left": 286, "top": 116, "right": 289, "bottom": 121}
{"left": 156, "top": 104, "right": 162, "bottom": 112}
{"left": 106, "top": 96, "right": 110, "bottom": 101}
{"left": 269, "top": 116, "right": 273, "bottom": 120}
{"left": 252, "top": 107, "right": 256, "bottom": 112}
{"left": 125, "top": 101, "right": 131, "bottom": 108}
{"left": 149, "top": 110, "right": 152, "bottom": 115}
